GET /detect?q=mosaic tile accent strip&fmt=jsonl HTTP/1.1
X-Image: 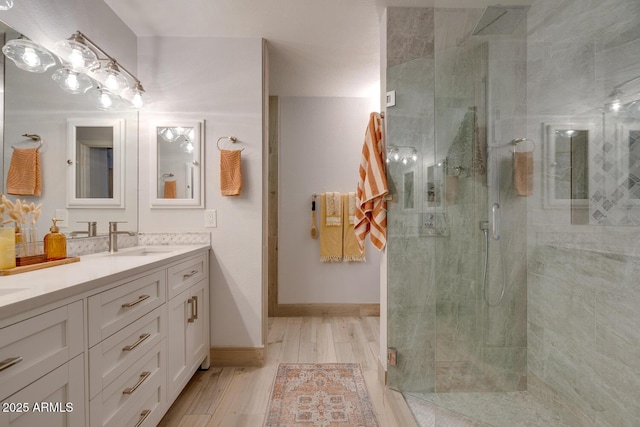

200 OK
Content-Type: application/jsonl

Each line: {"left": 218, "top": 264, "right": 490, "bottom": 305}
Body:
{"left": 138, "top": 232, "right": 211, "bottom": 246}
{"left": 66, "top": 234, "right": 138, "bottom": 257}
{"left": 590, "top": 124, "right": 640, "bottom": 226}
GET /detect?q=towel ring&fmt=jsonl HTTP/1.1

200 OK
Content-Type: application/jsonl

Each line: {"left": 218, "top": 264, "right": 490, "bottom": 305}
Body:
{"left": 511, "top": 137, "right": 535, "bottom": 153}
{"left": 12, "top": 133, "right": 43, "bottom": 149}
{"left": 161, "top": 173, "right": 175, "bottom": 182}
{"left": 217, "top": 136, "right": 243, "bottom": 151}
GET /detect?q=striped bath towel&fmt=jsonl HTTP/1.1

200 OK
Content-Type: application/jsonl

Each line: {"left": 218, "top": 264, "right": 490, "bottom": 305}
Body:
{"left": 7, "top": 147, "right": 41, "bottom": 196}
{"left": 355, "top": 112, "right": 388, "bottom": 251}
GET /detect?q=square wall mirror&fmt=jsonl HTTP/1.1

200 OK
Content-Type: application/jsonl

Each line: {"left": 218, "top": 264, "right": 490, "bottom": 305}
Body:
{"left": 66, "top": 118, "right": 125, "bottom": 208}
{"left": 150, "top": 120, "right": 204, "bottom": 208}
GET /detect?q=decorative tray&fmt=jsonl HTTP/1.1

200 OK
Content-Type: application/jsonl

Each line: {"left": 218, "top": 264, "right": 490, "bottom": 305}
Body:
{"left": 0, "top": 257, "right": 80, "bottom": 276}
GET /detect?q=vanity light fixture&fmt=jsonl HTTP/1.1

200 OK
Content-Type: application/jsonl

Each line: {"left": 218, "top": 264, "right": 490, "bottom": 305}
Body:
{"left": 51, "top": 67, "right": 94, "bottom": 94}
{"left": 88, "top": 86, "right": 118, "bottom": 111}
{"left": 386, "top": 145, "right": 419, "bottom": 164}
{"left": 89, "top": 59, "right": 128, "bottom": 94}
{"left": 0, "top": 0, "right": 13, "bottom": 10}
{"left": 55, "top": 31, "right": 151, "bottom": 109}
{"left": 2, "top": 36, "right": 56, "bottom": 73}
{"left": 54, "top": 32, "right": 99, "bottom": 72}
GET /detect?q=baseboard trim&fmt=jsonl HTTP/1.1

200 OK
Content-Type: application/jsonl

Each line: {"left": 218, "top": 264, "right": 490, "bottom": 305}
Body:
{"left": 274, "top": 303, "right": 380, "bottom": 317}
{"left": 210, "top": 346, "right": 265, "bottom": 367}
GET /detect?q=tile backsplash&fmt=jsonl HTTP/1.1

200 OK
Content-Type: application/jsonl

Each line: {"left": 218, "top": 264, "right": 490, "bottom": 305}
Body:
{"left": 66, "top": 232, "right": 211, "bottom": 257}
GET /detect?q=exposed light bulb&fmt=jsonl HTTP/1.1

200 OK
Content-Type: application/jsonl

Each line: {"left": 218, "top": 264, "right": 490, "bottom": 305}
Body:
{"left": 185, "top": 141, "right": 194, "bottom": 153}
{"left": 104, "top": 73, "right": 119, "bottom": 91}
{"left": 68, "top": 48, "right": 85, "bottom": 70}
{"left": 386, "top": 158, "right": 390, "bottom": 164}
{"left": 393, "top": 153, "right": 400, "bottom": 161}
{"left": 98, "top": 92, "right": 113, "bottom": 109}
{"left": 64, "top": 73, "right": 80, "bottom": 91}
{"left": 402, "top": 157, "right": 408, "bottom": 165}
{"left": 131, "top": 92, "right": 144, "bottom": 108}
{"left": 412, "top": 154, "right": 418, "bottom": 162}
{"left": 21, "top": 47, "right": 41, "bottom": 67}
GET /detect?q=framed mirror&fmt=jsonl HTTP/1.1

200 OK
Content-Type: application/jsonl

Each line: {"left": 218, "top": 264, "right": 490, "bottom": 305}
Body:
{"left": 150, "top": 120, "right": 203, "bottom": 208}
{"left": 66, "top": 118, "right": 125, "bottom": 208}
{"left": 544, "top": 123, "right": 592, "bottom": 209}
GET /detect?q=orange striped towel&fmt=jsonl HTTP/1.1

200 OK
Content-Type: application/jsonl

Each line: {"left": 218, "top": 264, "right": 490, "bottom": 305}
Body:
{"left": 220, "top": 149, "right": 242, "bottom": 196}
{"left": 7, "top": 147, "right": 41, "bottom": 196}
{"left": 355, "top": 113, "right": 388, "bottom": 251}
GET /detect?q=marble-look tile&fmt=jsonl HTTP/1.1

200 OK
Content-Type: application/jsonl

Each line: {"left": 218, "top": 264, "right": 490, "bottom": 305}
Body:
{"left": 387, "top": 8, "right": 434, "bottom": 67}
{"left": 138, "top": 232, "right": 211, "bottom": 246}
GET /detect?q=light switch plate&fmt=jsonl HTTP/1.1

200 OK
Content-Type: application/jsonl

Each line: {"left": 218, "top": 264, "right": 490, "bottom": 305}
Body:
{"left": 204, "top": 210, "right": 217, "bottom": 228}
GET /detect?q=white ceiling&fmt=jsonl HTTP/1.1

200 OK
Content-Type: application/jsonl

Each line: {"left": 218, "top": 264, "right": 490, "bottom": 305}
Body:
{"left": 104, "top": 0, "right": 531, "bottom": 98}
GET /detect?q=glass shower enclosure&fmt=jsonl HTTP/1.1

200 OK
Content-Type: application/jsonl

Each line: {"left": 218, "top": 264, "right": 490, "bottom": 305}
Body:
{"left": 386, "top": 6, "right": 528, "bottom": 394}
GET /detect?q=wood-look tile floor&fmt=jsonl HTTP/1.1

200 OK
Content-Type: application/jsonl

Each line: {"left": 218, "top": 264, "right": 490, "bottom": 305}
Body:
{"left": 158, "top": 316, "right": 417, "bottom": 427}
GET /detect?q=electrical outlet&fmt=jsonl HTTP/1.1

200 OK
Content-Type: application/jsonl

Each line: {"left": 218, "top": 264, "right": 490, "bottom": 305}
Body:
{"left": 204, "top": 210, "right": 217, "bottom": 228}
{"left": 55, "top": 209, "right": 69, "bottom": 228}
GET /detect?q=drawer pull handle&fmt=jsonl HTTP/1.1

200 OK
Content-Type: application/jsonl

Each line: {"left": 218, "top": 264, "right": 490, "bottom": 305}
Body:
{"left": 193, "top": 295, "right": 198, "bottom": 320}
{"left": 183, "top": 270, "right": 199, "bottom": 279}
{"left": 187, "top": 298, "right": 195, "bottom": 323}
{"left": 121, "top": 294, "right": 150, "bottom": 308}
{"left": 135, "top": 409, "right": 151, "bottom": 427}
{"left": 122, "top": 333, "right": 151, "bottom": 352}
{"left": 123, "top": 371, "right": 151, "bottom": 395}
{"left": 0, "top": 356, "right": 23, "bottom": 372}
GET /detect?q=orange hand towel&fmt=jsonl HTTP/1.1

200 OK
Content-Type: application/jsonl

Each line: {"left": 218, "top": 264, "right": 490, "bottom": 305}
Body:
{"left": 7, "top": 147, "right": 41, "bottom": 196}
{"left": 355, "top": 112, "right": 388, "bottom": 251}
{"left": 220, "top": 149, "right": 242, "bottom": 196}
{"left": 163, "top": 180, "right": 177, "bottom": 198}
{"left": 514, "top": 151, "right": 533, "bottom": 196}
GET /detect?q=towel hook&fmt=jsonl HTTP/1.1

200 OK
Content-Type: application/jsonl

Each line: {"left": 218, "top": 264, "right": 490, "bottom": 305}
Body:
{"left": 12, "top": 133, "right": 43, "bottom": 149}
{"left": 161, "top": 173, "right": 175, "bottom": 182}
{"left": 217, "top": 136, "right": 243, "bottom": 152}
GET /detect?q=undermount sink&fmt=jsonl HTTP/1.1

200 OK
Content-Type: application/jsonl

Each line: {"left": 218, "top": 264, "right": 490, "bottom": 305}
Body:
{"left": 110, "top": 247, "right": 175, "bottom": 257}
{"left": 0, "top": 288, "right": 26, "bottom": 296}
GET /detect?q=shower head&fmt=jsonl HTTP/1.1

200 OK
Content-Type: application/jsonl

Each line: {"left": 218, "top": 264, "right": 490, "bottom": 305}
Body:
{"left": 472, "top": 5, "right": 530, "bottom": 36}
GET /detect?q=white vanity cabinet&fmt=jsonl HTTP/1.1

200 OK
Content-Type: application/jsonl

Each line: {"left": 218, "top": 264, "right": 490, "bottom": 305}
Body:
{"left": 0, "top": 301, "right": 85, "bottom": 427}
{"left": 0, "top": 245, "right": 210, "bottom": 427}
{"left": 166, "top": 253, "right": 209, "bottom": 401}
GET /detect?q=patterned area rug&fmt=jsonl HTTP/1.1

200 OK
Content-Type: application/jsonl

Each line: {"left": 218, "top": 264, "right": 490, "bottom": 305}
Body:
{"left": 264, "top": 363, "right": 379, "bottom": 427}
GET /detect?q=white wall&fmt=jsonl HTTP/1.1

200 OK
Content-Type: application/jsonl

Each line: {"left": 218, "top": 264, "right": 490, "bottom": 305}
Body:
{"left": 137, "top": 36, "right": 264, "bottom": 348}
{"left": 278, "top": 96, "right": 380, "bottom": 304}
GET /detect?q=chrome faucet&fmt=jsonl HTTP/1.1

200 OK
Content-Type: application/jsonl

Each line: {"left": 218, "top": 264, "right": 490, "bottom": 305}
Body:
{"left": 108, "top": 222, "right": 136, "bottom": 253}
{"left": 70, "top": 221, "right": 97, "bottom": 238}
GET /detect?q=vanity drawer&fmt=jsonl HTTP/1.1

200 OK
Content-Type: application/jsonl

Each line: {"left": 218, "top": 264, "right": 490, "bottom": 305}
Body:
{"left": 167, "top": 254, "right": 207, "bottom": 299}
{"left": 0, "top": 301, "right": 83, "bottom": 401}
{"left": 88, "top": 306, "right": 165, "bottom": 400}
{"left": 90, "top": 341, "right": 165, "bottom": 427}
{"left": 88, "top": 270, "right": 166, "bottom": 347}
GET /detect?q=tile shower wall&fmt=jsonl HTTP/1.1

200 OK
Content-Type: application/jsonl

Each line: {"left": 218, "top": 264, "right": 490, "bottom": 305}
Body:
{"left": 386, "top": 6, "right": 528, "bottom": 393}
{"left": 527, "top": 0, "right": 640, "bottom": 425}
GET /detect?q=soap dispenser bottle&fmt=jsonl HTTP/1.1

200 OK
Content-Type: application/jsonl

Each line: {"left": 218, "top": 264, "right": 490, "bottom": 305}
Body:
{"left": 44, "top": 218, "right": 66, "bottom": 261}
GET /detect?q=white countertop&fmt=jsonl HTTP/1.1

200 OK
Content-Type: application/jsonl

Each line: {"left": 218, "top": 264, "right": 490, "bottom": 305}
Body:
{"left": 0, "top": 245, "right": 210, "bottom": 322}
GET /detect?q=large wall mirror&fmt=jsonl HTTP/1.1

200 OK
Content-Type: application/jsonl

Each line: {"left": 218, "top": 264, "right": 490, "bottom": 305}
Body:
{"left": 149, "top": 120, "right": 203, "bottom": 208}
{"left": 66, "top": 118, "right": 125, "bottom": 208}
{"left": 1, "top": 22, "right": 138, "bottom": 238}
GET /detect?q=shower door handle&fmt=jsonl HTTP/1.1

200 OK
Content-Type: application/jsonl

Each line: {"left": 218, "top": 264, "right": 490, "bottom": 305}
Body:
{"left": 491, "top": 203, "right": 501, "bottom": 240}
